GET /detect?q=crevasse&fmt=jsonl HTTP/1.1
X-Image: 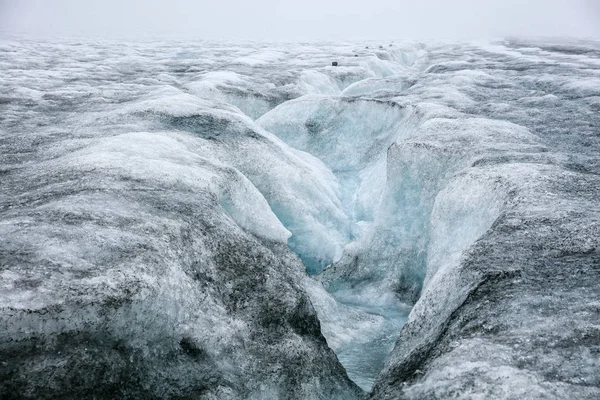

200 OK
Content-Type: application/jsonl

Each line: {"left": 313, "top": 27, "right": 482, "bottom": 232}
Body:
{"left": 250, "top": 46, "right": 527, "bottom": 391}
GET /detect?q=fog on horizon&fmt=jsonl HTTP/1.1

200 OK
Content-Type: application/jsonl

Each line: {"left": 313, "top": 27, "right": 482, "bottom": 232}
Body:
{"left": 1, "top": 0, "right": 599, "bottom": 41}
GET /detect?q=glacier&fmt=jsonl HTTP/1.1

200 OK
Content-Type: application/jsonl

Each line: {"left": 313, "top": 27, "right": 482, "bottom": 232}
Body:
{"left": 1, "top": 37, "right": 599, "bottom": 399}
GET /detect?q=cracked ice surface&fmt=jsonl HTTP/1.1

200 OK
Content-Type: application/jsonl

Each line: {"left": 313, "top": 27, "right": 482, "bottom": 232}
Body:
{"left": 1, "top": 36, "right": 600, "bottom": 399}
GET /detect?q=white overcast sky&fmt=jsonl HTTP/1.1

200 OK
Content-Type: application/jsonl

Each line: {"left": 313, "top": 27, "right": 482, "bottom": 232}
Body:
{"left": 1, "top": 0, "right": 599, "bottom": 41}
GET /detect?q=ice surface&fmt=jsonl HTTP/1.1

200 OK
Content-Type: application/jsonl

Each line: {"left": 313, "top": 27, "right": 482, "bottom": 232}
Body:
{"left": 62, "top": 131, "right": 292, "bottom": 244}
{"left": 1, "top": 36, "right": 600, "bottom": 399}
{"left": 341, "top": 73, "right": 415, "bottom": 97}
{"left": 186, "top": 71, "right": 288, "bottom": 120}
{"left": 298, "top": 70, "right": 341, "bottom": 95}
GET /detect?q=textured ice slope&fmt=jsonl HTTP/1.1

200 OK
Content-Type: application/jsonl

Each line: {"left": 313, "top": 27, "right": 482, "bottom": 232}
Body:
{"left": 0, "top": 40, "right": 366, "bottom": 399}
{"left": 366, "top": 40, "right": 600, "bottom": 399}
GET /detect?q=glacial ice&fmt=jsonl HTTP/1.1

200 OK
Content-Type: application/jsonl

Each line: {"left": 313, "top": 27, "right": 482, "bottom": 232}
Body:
{"left": 426, "top": 170, "right": 507, "bottom": 286}
{"left": 126, "top": 89, "right": 352, "bottom": 273}
{"left": 258, "top": 95, "right": 411, "bottom": 226}
{"left": 298, "top": 70, "right": 341, "bottom": 95}
{"left": 1, "top": 36, "right": 600, "bottom": 399}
